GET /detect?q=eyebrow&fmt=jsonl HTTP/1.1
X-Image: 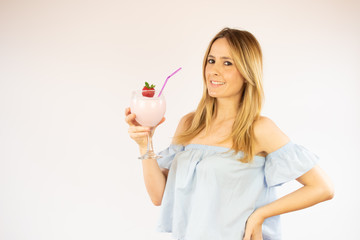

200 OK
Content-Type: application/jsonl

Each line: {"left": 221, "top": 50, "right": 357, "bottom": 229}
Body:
{"left": 208, "top": 54, "right": 233, "bottom": 60}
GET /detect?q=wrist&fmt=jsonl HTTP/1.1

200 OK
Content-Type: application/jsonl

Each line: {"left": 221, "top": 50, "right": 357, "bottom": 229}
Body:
{"left": 252, "top": 207, "right": 267, "bottom": 222}
{"left": 139, "top": 146, "right": 147, "bottom": 155}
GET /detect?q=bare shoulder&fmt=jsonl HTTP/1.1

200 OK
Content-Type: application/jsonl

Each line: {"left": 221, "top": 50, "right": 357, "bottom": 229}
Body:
{"left": 253, "top": 116, "right": 290, "bottom": 155}
{"left": 172, "top": 112, "right": 194, "bottom": 141}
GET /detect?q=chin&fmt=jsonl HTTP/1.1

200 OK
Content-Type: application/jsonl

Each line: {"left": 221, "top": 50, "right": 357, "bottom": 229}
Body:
{"left": 208, "top": 90, "right": 219, "bottom": 98}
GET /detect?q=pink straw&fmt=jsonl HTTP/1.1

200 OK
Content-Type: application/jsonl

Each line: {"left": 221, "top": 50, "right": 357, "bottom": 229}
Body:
{"left": 157, "top": 67, "right": 182, "bottom": 97}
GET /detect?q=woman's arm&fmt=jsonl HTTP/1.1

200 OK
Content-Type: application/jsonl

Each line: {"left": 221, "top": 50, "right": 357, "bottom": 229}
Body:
{"left": 125, "top": 107, "right": 166, "bottom": 206}
{"left": 243, "top": 117, "right": 334, "bottom": 240}
{"left": 125, "top": 108, "right": 190, "bottom": 206}
{"left": 257, "top": 165, "right": 334, "bottom": 218}
{"left": 244, "top": 165, "right": 334, "bottom": 240}
{"left": 140, "top": 155, "right": 168, "bottom": 206}
{"left": 244, "top": 166, "right": 334, "bottom": 240}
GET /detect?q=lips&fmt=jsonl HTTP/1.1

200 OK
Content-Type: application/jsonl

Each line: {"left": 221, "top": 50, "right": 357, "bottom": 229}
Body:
{"left": 210, "top": 80, "right": 225, "bottom": 87}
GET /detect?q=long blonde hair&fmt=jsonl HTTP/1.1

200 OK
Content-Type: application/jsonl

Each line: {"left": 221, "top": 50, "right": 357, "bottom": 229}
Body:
{"left": 175, "top": 28, "right": 264, "bottom": 163}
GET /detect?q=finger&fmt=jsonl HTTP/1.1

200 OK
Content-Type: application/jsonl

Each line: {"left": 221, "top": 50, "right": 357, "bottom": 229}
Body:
{"left": 242, "top": 229, "right": 251, "bottom": 240}
{"left": 129, "top": 132, "right": 148, "bottom": 139}
{"left": 252, "top": 232, "right": 263, "bottom": 240}
{"left": 155, "top": 117, "right": 166, "bottom": 127}
{"left": 125, "top": 113, "right": 138, "bottom": 126}
{"left": 128, "top": 126, "right": 151, "bottom": 133}
{"left": 125, "top": 113, "right": 142, "bottom": 126}
{"left": 251, "top": 235, "right": 262, "bottom": 240}
{"left": 125, "top": 107, "right": 131, "bottom": 116}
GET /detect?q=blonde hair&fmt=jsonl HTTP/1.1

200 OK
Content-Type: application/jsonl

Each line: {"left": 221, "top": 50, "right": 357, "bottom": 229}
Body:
{"left": 175, "top": 28, "right": 264, "bottom": 163}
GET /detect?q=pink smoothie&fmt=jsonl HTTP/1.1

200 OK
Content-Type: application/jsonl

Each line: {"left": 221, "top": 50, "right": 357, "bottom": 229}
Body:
{"left": 130, "top": 93, "right": 166, "bottom": 127}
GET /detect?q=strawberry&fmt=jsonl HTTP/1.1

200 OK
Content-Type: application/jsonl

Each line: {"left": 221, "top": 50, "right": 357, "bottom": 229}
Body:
{"left": 142, "top": 82, "right": 156, "bottom": 97}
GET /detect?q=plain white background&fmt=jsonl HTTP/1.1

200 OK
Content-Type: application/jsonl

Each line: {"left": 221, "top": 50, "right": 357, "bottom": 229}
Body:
{"left": 0, "top": 0, "right": 359, "bottom": 239}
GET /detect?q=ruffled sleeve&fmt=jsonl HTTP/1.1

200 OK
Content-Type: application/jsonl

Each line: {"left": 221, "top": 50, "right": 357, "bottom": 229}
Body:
{"left": 157, "top": 144, "right": 184, "bottom": 169}
{"left": 264, "top": 141, "right": 319, "bottom": 187}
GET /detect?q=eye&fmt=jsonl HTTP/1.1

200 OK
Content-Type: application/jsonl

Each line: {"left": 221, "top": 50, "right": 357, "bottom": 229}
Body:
{"left": 208, "top": 59, "right": 215, "bottom": 64}
{"left": 224, "top": 61, "right": 233, "bottom": 66}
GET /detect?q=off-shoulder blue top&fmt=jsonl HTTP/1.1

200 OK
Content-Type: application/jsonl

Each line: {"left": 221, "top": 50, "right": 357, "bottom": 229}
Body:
{"left": 156, "top": 141, "right": 319, "bottom": 240}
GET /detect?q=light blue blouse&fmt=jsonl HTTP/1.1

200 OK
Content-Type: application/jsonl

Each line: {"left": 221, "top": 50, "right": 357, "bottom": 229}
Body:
{"left": 156, "top": 141, "right": 319, "bottom": 240}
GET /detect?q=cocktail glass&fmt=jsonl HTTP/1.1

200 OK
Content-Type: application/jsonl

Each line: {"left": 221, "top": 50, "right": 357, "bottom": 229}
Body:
{"left": 130, "top": 90, "right": 166, "bottom": 159}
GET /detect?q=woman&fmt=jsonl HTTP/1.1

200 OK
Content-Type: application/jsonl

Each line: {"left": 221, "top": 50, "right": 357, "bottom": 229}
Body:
{"left": 125, "top": 28, "right": 334, "bottom": 240}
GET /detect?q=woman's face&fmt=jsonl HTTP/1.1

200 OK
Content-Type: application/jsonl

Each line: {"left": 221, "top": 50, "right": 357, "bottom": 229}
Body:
{"left": 205, "top": 38, "right": 245, "bottom": 100}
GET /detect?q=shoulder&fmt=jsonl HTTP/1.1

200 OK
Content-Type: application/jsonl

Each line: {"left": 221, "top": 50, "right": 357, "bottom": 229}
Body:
{"left": 253, "top": 116, "right": 290, "bottom": 155}
{"left": 172, "top": 112, "right": 194, "bottom": 141}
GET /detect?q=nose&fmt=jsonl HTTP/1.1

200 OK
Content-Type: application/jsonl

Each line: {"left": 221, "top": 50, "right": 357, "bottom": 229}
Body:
{"left": 208, "top": 62, "right": 220, "bottom": 76}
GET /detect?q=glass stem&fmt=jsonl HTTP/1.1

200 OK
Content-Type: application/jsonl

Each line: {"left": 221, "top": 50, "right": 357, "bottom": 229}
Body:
{"left": 147, "top": 127, "right": 155, "bottom": 155}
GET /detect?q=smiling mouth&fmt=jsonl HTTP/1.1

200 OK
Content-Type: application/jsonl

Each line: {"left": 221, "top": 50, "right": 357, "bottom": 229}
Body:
{"left": 210, "top": 80, "right": 225, "bottom": 85}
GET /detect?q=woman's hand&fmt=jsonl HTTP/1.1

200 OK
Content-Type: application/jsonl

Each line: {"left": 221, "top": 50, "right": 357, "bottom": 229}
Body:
{"left": 125, "top": 107, "right": 165, "bottom": 150}
{"left": 243, "top": 210, "right": 265, "bottom": 240}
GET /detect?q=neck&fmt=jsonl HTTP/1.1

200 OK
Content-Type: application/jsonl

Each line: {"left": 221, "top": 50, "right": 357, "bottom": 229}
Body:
{"left": 213, "top": 97, "right": 239, "bottom": 122}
